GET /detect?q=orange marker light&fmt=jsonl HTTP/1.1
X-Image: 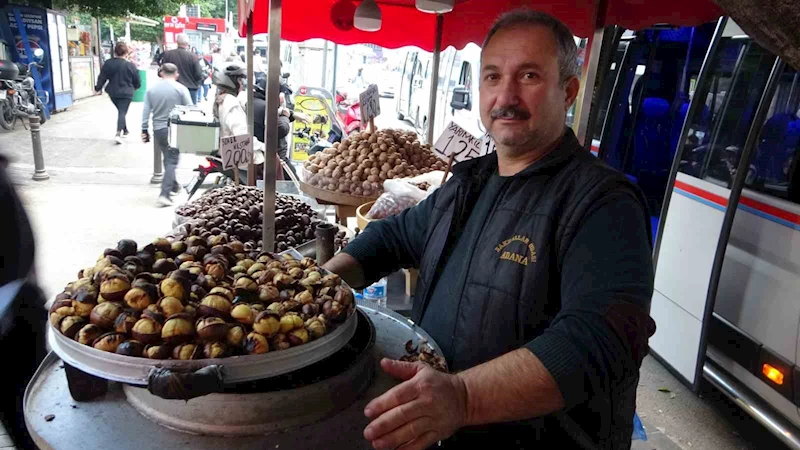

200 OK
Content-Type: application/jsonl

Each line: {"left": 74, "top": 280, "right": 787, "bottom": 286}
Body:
{"left": 762, "top": 363, "right": 785, "bottom": 385}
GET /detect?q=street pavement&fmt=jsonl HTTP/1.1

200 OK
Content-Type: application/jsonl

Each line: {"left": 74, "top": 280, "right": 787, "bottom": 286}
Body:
{"left": 0, "top": 92, "right": 791, "bottom": 450}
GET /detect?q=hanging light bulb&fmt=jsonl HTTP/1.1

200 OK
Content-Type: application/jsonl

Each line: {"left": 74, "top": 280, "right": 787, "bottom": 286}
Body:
{"left": 416, "top": 0, "right": 454, "bottom": 14}
{"left": 354, "top": 0, "right": 382, "bottom": 32}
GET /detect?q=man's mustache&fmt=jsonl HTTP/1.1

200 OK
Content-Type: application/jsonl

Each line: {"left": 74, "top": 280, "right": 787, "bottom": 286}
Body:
{"left": 491, "top": 106, "right": 531, "bottom": 120}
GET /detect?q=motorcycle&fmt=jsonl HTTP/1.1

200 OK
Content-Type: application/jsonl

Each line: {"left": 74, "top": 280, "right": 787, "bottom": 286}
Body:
{"left": 0, "top": 48, "right": 48, "bottom": 131}
{"left": 335, "top": 89, "right": 361, "bottom": 135}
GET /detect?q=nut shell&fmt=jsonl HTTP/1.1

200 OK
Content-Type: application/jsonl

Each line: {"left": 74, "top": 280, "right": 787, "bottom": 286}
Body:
{"left": 231, "top": 303, "right": 256, "bottom": 325}
{"left": 124, "top": 284, "right": 158, "bottom": 310}
{"left": 114, "top": 311, "right": 139, "bottom": 334}
{"left": 144, "top": 344, "right": 172, "bottom": 359}
{"left": 158, "top": 296, "right": 184, "bottom": 317}
{"left": 161, "top": 314, "right": 195, "bottom": 344}
{"left": 196, "top": 317, "right": 230, "bottom": 342}
{"left": 288, "top": 327, "right": 310, "bottom": 346}
{"left": 92, "top": 332, "right": 126, "bottom": 353}
{"left": 172, "top": 343, "right": 202, "bottom": 360}
{"left": 132, "top": 317, "right": 162, "bottom": 345}
{"left": 116, "top": 340, "right": 145, "bottom": 357}
{"left": 245, "top": 332, "right": 269, "bottom": 355}
{"left": 89, "top": 302, "right": 122, "bottom": 328}
{"left": 160, "top": 278, "right": 186, "bottom": 302}
{"left": 279, "top": 313, "right": 304, "bottom": 334}
{"left": 100, "top": 276, "right": 131, "bottom": 302}
{"left": 76, "top": 324, "right": 105, "bottom": 345}
{"left": 226, "top": 325, "right": 247, "bottom": 349}
{"left": 60, "top": 315, "right": 86, "bottom": 339}
{"left": 253, "top": 311, "right": 281, "bottom": 337}
{"left": 199, "top": 294, "right": 233, "bottom": 318}
{"left": 204, "top": 342, "right": 227, "bottom": 359}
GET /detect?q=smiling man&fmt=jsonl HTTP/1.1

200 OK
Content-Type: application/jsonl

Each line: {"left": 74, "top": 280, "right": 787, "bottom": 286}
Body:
{"left": 323, "top": 9, "right": 656, "bottom": 450}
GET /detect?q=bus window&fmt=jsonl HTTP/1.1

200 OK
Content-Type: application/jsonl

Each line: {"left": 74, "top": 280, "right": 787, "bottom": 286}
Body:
{"left": 698, "top": 43, "right": 777, "bottom": 187}
{"left": 591, "top": 40, "right": 628, "bottom": 143}
{"left": 459, "top": 61, "right": 473, "bottom": 92}
{"left": 743, "top": 65, "right": 800, "bottom": 203}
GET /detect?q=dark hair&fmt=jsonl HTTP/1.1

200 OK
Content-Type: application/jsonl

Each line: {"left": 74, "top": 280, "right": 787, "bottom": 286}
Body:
{"left": 482, "top": 9, "right": 578, "bottom": 84}
{"left": 160, "top": 63, "right": 178, "bottom": 76}
{"left": 114, "top": 42, "right": 129, "bottom": 57}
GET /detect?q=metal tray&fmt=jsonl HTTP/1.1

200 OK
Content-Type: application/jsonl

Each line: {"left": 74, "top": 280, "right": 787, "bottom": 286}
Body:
{"left": 48, "top": 306, "right": 358, "bottom": 386}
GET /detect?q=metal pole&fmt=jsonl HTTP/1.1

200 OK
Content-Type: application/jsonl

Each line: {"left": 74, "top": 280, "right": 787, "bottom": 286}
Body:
{"left": 574, "top": 27, "right": 606, "bottom": 145}
{"left": 426, "top": 14, "right": 443, "bottom": 144}
{"left": 321, "top": 40, "right": 328, "bottom": 88}
{"left": 262, "top": 0, "right": 281, "bottom": 252}
{"left": 150, "top": 145, "right": 163, "bottom": 183}
{"left": 246, "top": 18, "right": 255, "bottom": 186}
{"left": 29, "top": 115, "right": 49, "bottom": 181}
{"left": 331, "top": 43, "right": 338, "bottom": 94}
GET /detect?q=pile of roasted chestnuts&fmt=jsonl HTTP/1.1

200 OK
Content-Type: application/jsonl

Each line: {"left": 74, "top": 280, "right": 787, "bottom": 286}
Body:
{"left": 50, "top": 237, "right": 355, "bottom": 360}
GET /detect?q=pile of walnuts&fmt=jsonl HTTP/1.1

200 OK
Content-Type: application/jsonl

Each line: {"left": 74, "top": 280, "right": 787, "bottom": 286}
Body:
{"left": 303, "top": 129, "right": 446, "bottom": 197}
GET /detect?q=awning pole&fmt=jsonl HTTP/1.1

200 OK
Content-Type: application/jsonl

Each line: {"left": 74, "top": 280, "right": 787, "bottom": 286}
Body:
{"left": 262, "top": 0, "right": 282, "bottom": 252}
{"left": 573, "top": 0, "right": 608, "bottom": 145}
{"left": 321, "top": 40, "right": 328, "bottom": 87}
{"left": 331, "top": 43, "right": 338, "bottom": 94}
{"left": 246, "top": 17, "right": 256, "bottom": 186}
{"left": 426, "top": 13, "right": 443, "bottom": 144}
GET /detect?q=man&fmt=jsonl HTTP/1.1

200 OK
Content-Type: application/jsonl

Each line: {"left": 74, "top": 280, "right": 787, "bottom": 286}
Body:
{"left": 253, "top": 78, "right": 308, "bottom": 180}
{"left": 323, "top": 9, "right": 656, "bottom": 450}
{"left": 141, "top": 63, "right": 193, "bottom": 207}
{"left": 161, "top": 34, "right": 204, "bottom": 104}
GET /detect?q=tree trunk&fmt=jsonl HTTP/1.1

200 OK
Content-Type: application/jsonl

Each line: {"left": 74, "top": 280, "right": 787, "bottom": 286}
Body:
{"left": 715, "top": 0, "right": 800, "bottom": 70}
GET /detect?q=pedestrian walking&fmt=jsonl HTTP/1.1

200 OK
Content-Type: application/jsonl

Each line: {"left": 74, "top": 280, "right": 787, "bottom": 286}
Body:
{"left": 198, "top": 56, "right": 212, "bottom": 103}
{"left": 94, "top": 42, "right": 141, "bottom": 144}
{"left": 161, "top": 34, "right": 204, "bottom": 105}
{"left": 141, "top": 63, "right": 193, "bottom": 207}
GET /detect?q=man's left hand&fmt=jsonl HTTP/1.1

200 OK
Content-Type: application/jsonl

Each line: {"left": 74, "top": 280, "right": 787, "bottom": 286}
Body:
{"left": 364, "top": 358, "right": 467, "bottom": 450}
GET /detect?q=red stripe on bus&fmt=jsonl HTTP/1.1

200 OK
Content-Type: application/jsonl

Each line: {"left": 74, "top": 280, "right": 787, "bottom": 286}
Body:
{"left": 739, "top": 196, "right": 800, "bottom": 225}
{"left": 674, "top": 180, "right": 729, "bottom": 207}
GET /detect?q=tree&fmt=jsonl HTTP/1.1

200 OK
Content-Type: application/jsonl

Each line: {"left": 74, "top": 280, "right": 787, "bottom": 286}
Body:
{"left": 99, "top": 17, "right": 163, "bottom": 45}
{"left": 17, "top": 0, "right": 181, "bottom": 20}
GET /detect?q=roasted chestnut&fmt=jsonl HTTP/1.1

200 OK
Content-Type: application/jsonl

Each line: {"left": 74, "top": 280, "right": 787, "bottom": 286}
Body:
{"left": 246, "top": 263, "right": 266, "bottom": 276}
{"left": 273, "top": 274, "right": 294, "bottom": 289}
{"left": 245, "top": 332, "right": 269, "bottom": 355}
{"left": 72, "top": 290, "right": 98, "bottom": 317}
{"left": 231, "top": 304, "right": 256, "bottom": 325}
{"left": 322, "top": 300, "right": 346, "bottom": 321}
{"left": 209, "top": 286, "right": 234, "bottom": 302}
{"left": 170, "top": 241, "right": 187, "bottom": 256}
{"left": 100, "top": 275, "right": 131, "bottom": 302}
{"left": 76, "top": 324, "right": 104, "bottom": 345}
{"left": 288, "top": 267, "right": 304, "bottom": 279}
{"left": 161, "top": 314, "right": 195, "bottom": 344}
{"left": 306, "top": 318, "right": 327, "bottom": 339}
{"left": 152, "top": 258, "right": 178, "bottom": 274}
{"left": 205, "top": 262, "right": 226, "bottom": 280}
{"left": 50, "top": 299, "right": 74, "bottom": 317}
{"left": 142, "top": 304, "right": 166, "bottom": 324}
{"left": 117, "top": 239, "right": 138, "bottom": 258}
{"left": 227, "top": 324, "right": 247, "bottom": 348}
{"left": 93, "top": 332, "right": 126, "bottom": 352}
{"left": 253, "top": 311, "right": 281, "bottom": 337}
{"left": 196, "top": 316, "right": 229, "bottom": 342}
{"left": 204, "top": 342, "right": 227, "bottom": 359}
{"left": 50, "top": 312, "right": 66, "bottom": 328}
{"left": 131, "top": 317, "right": 162, "bottom": 345}
{"left": 152, "top": 237, "right": 171, "bottom": 253}
{"left": 301, "top": 303, "right": 320, "bottom": 318}
{"left": 160, "top": 278, "right": 186, "bottom": 301}
{"left": 158, "top": 296, "right": 184, "bottom": 317}
{"left": 144, "top": 344, "right": 171, "bottom": 359}
{"left": 288, "top": 327, "right": 310, "bottom": 346}
{"left": 234, "top": 276, "right": 258, "bottom": 294}
{"left": 258, "top": 285, "right": 280, "bottom": 303}
{"left": 90, "top": 301, "right": 122, "bottom": 328}
{"left": 199, "top": 294, "right": 232, "bottom": 318}
{"left": 279, "top": 313, "right": 304, "bottom": 334}
{"left": 321, "top": 274, "right": 341, "bottom": 288}
{"left": 334, "top": 287, "right": 354, "bottom": 307}
{"left": 60, "top": 315, "right": 86, "bottom": 339}
{"left": 124, "top": 283, "right": 158, "bottom": 310}
{"left": 116, "top": 340, "right": 145, "bottom": 357}
{"left": 172, "top": 343, "right": 202, "bottom": 360}
{"left": 270, "top": 333, "right": 291, "bottom": 351}
{"left": 114, "top": 310, "right": 139, "bottom": 334}
{"left": 294, "top": 290, "right": 314, "bottom": 305}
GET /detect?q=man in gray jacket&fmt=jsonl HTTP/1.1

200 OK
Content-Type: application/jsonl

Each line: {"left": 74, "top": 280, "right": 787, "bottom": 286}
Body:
{"left": 141, "top": 63, "right": 193, "bottom": 207}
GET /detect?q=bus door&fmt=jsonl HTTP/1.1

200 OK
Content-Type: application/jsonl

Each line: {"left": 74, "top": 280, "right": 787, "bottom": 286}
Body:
{"left": 398, "top": 51, "right": 418, "bottom": 120}
{"left": 650, "top": 18, "right": 783, "bottom": 390}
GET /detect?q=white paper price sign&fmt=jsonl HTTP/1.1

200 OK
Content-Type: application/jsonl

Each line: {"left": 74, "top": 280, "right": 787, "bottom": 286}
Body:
{"left": 433, "top": 121, "right": 488, "bottom": 163}
{"left": 220, "top": 134, "right": 253, "bottom": 171}
{"left": 359, "top": 84, "right": 381, "bottom": 123}
{"left": 481, "top": 134, "right": 497, "bottom": 156}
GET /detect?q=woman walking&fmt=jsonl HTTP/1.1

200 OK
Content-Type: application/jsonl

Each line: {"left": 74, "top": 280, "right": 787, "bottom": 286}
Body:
{"left": 95, "top": 42, "right": 141, "bottom": 144}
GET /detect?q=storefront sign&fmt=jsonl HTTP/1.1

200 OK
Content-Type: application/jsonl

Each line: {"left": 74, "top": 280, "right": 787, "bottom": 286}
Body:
{"left": 196, "top": 23, "right": 217, "bottom": 32}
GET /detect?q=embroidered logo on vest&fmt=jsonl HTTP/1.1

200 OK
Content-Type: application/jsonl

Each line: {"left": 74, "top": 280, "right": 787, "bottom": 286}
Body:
{"left": 495, "top": 235, "right": 537, "bottom": 266}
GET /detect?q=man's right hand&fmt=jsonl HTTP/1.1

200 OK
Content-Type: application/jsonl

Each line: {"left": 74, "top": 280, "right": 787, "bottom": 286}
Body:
{"left": 141, "top": 131, "right": 150, "bottom": 143}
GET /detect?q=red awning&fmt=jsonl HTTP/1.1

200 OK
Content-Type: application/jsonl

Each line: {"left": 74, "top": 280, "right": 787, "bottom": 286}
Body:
{"left": 240, "top": 0, "right": 722, "bottom": 50}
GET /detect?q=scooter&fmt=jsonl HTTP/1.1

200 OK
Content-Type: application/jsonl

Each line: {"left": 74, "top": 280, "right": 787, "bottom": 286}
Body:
{"left": 0, "top": 49, "right": 48, "bottom": 130}
{"left": 335, "top": 90, "right": 362, "bottom": 135}
{"left": 184, "top": 154, "right": 251, "bottom": 201}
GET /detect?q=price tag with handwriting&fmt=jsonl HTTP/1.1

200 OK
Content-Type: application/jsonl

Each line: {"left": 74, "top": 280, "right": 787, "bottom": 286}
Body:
{"left": 220, "top": 134, "right": 253, "bottom": 171}
{"left": 433, "top": 121, "right": 487, "bottom": 163}
{"left": 359, "top": 84, "right": 381, "bottom": 123}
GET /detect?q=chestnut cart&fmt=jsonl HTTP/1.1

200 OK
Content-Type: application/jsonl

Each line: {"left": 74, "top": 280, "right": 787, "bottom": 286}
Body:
{"left": 24, "top": 303, "right": 441, "bottom": 449}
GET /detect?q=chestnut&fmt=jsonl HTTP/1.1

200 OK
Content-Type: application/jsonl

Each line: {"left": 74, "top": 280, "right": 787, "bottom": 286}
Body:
{"left": 253, "top": 311, "right": 281, "bottom": 337}
{"left": 144, "top": 344, "right": 171, "bottom": 359}
{"left": 334, "top": 287, "right": 354, "bottom": 307}
{"left": 196, "top": 317, "right": 229, "bottom": 342}
{"left": 114, "top": 310, "right": 139, "bottom": 334}
{"left": 152, "top": 258, "right": 178, "bottom": 274}
{"left": 258, "top": 285, "right": 280, "bottom": 303}
{"left": 132, "top": 317, "right": 162, "bottom": 345}
{"left": 294, "top": 290, "right": 314, "bottom": 305}
{"left": 199, "top": 294, "right": 232, "bottom": 318}
{"left": 245, "top": 332, "right": 269, "bottom": 355}
{"left": 93, "top": 332, "right": 126, "bottom": 352}
{"left": 100, "top": 275, "right": 131, "bottom": 302}
{"left": 270, "top": 333, "right": 291, "bottom": 351}
{"left": 306, "top": 318, "right": 327, "bottom": 339}
{"left": 288, "top": 327, "right": 310, "bottom": 346}
{"left": 209, "top": 286, "right": 234, "bottom": 302}
{"left": 322, "top": 300, "right": 346, "bottom": 322}
{"left": 172, "top": 343, "right": 202, "bottom": 360}
{"left": 50, "top": 312, "right": 66, "bottom": 328}
{"left": 60, "top": 315, "right": 86, "bottom": 339}
{"left": 234, "top": 276, "right": 258, "bottom": 294}
{"left": 116, "top": 340, "right": 145, "bottom": 357}
{"left": 273, "top": 274, "right": 294, "bottom": 289}
{"left": 231, "top": 304, "right": 255, "bottom": 325}
{"left": 205, "top": 262, "right": 226, "bottom": 280}
{"left": 288, "top": 267, "right": 304, "bottom": 279}
{"left": 152, "top": 237, "right": 171, "bottom": 253}
{"left": 50, "top": 299, "right": 75, "bottom": 317}
{"left": 321, "top": 274, "right": 341, "bottom": 288}
{"left": 170, "top": 241, "right": 187, "bottom": 256}
{"left": 90, "top": 302, "right": 122, "bottom": 329}
{"left": 301, "top": 303, "right": 320, "bottom": 319}
{"left": 124, "top": 283, "right": 158, "bottom": 310}
{"left": 117, "top": 239, "right": 138, "bottom": 258}
{"left": 279, "top": 313, "right": 304, "bottom": 334}
{"left": 158, "top": 296, "right": 184, "bottom": 317}
{"left": 300, "top": 257, "right": 316, "bottom": 269}
{"left": 204, "top": 342, "right": 227, "bottom": 359}
{"left": 142, "top": 304, "right": 166, "bottom": 324}
{"left": 161, "top": 314, "right": 195, "bottom": 344}
{"left": 76, "top": 324, "right": 104, "bottom": 345}
{"left": 227, "top": 324, "right": 247, "bottom": 349}
{"left": 246, "top": 263, "right": 266, "bottom": 276}
{"left": 160, "top": 278, "right": 186, "bottom": 301}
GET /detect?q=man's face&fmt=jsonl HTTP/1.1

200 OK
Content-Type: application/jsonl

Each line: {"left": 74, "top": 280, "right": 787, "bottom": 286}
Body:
{"left": 479, "top": 25, "right": 580, "bottom": 155}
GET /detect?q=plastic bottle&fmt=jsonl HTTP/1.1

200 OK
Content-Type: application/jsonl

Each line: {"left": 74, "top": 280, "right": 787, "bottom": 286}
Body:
{"left": 363, "top": 277, "right": 387, "bottom": 308}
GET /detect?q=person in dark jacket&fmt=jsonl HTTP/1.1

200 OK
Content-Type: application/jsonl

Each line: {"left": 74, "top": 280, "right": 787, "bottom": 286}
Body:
{"left": 322, "top": 9, "right": 656, "bottom": 450}
{"left": 161, "top": 34, "right": 204, "bottom": 104}
{"left": 253, "top": 78, "right": 307, "bottom": 180}
{"left": 95, "top": 42, "right": 141, "bottom": 144}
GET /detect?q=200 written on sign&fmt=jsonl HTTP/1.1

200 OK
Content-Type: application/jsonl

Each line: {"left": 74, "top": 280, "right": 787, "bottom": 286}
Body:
{"left": 222, "top": 147, "right": 251, "bottom": 170}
